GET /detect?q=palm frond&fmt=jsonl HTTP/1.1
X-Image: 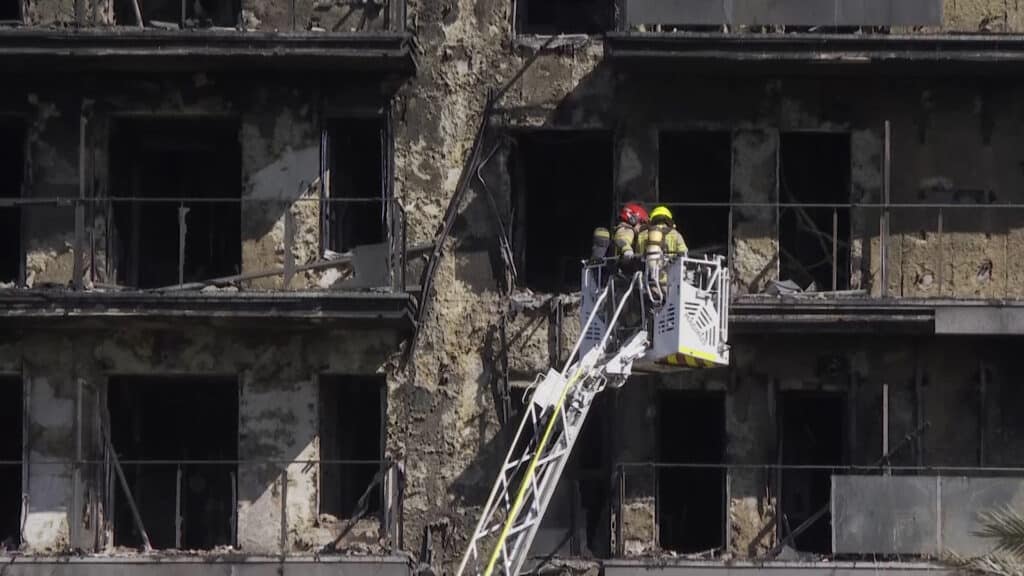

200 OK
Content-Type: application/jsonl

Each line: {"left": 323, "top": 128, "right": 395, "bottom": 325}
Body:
{"left": 976, "top": 507, "right": 1024, "bottom": 558}
{"left": 943, "top": 506, "right": 1024, "bottom": 575}
{"left": 947, "top": 550, "right": 1024, "bottom": 576}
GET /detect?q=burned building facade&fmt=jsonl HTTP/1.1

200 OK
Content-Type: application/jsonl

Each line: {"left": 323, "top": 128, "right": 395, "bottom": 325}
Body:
{"left": 3, "top": 0, "right": 1024, "bottom": 574}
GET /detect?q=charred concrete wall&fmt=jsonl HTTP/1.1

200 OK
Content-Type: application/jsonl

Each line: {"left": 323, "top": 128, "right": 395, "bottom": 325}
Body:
{"left": 16, "top": 0, "right": 1024, "bottom": 32}
{"left": 389, "top": 60, "right": 1024, "bottom": 576}
{"left": 7, "top": 0, "right": 1024, "bottom": 572}
{"left": 609, "top": 335, "right": 1024, "bottom": 558}
{"left": 609, "top": 75, "right": 1024, "bottom": 298}
{"left": 0, "top": 319, "right": 399, "bottom": 553}
{"left": 1, "top": 75, "right": 402, "bottom": 291}
{"left": 378, "top": 10, "right": 1024, "bottom": 576}
{"left": 19, "top": 0, "right": 390, "bottom": 31}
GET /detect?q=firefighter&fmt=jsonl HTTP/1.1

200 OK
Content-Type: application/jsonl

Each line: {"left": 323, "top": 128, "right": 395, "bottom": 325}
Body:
{"left": 590, "top": 202, "right": 649, "bottom": 264}
{"left": 639, "top": 206, "right": 687, "bottom": 304}
{"left": 639, "top": 205, "right": 687, "bottom": 256}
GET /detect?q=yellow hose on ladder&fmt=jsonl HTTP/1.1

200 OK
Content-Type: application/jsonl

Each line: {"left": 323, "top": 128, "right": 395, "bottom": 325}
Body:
{"left": 481, "top": 366, "right": 585, "bottom": 576}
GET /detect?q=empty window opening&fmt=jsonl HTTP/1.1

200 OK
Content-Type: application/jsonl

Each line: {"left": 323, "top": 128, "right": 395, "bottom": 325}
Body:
{"left": 0, "top": 119, "right": 24, "bottom": 284}
{"left": 0, "top": 377, "right": 22, "bottom": 550}
{"left": 108, "top": 377, "right": 238, "bottom": 550}
{"left": 659, "top": 131, "right": 732, "bottom": 256}
{"left": 657, "top": 390, "right": 726, "bottom": 553}
{"left": 114, "top": 0, "right": 238, "bottom": 27}
{"left": 779, "top": 391, "right": 845, "bottom": 554}
{"left": 779, "top": 133, "right": 851, "bottom": 291}
{"left": 319, "top": 375, "right": 384, "bottom": 519}
{"left": 110, "top": 119, "right": 241, "bottom": 289}
{"left": 511, "top": 131, "right": 613, "bottom": 292}
{"left": 326, "top": 118, "right": 386, "bottom": 254}
{"left": 0, "top": 0, "right": 19, "bottom": 22}
{"left": 573, "top": 392, "right": 611, "bottom": 557}
{"left": 517, "top": 0, "right": 612, "bottom": 34}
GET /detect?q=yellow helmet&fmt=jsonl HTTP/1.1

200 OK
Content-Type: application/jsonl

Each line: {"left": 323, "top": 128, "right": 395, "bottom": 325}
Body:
{"left": 650, "top": 205, "right": 674, "bottom": 223}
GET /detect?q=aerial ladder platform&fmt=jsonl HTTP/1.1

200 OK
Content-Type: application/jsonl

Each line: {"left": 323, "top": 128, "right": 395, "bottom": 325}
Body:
{"left": 456, "top": 255, "right": 730, "bottom": 576}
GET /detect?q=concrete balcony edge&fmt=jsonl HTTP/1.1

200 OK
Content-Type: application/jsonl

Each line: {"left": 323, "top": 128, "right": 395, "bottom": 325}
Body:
{"left": 732, "top": 296, "right": 1024, "bottom": 335}
{"left": 605, "top": 32, "right": 1024, "bottom": 74}
{"left": 0, "top": 289, "right": 417, "bottom": 328}
{"left": 0, "top": 28, "right": 416, "bottom": 72}
{"left": 0, "top": 554, "right": 413, "bottom": 576}
{"left": 604, "top": 558, "right": 950, "bottom": 575}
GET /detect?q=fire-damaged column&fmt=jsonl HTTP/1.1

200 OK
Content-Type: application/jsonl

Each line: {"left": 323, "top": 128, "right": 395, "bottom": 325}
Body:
{"left": 848, "top": 129, "right": 882, "bottom": 293}
{"left": 612, "top": 377, "right": 657, "bottom": 556}
{"left": 240, "top": 91, "right": 322, "bottom": 291}
{"left": 20, "top": 335, "right": 76, "bottom": 551}
{"left": 22, "top": 95, "right": 81, "bottom": 288}
{"left": 237, "top": 360, "right": 318, "bottom": 552}
{"left": 730, "top": 130, "right": 778, "bottom": 295}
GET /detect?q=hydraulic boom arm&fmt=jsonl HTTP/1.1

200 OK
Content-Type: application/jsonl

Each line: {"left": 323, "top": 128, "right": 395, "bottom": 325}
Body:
{"left": 455, "top": 272, "right": 648, "bottom": 576}
{"left": 456, "top": 254, "right": 731, "bottom": 576}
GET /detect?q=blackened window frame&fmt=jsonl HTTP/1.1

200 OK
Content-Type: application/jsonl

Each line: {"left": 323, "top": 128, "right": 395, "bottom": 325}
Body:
{"left": 513, "top": 0, "right": 614, "bottom": 36}
{"left": 509, "top": 129, "right": 615, "bottom": 293}
{"left": 108, "top": 116, "right": 242, "bottom": 290}
{"left": 318, "top": 373, "right": 387, "bottom": 520}
{"left": 0, "top": 374, "right": 24, "bottom": 550}
{"left": 321, "top": 113, "right": 393, "bottom": 256}
{"left": 0, "top": 117, "right": 25, "bottom": 286}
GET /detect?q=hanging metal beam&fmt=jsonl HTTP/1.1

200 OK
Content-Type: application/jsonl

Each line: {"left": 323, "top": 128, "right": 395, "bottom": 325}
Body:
{"left": 102, "top": 419, "right": 153, "bottom": 551}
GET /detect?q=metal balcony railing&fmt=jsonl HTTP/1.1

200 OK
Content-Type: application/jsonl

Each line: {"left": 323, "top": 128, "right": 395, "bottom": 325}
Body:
{"left": 615, "top": 0, "right": 941, "bottom": 32}
{"left": 614, "top": 461, "right": 1024, "bottom": 560}
{"left": 632, "top": 201, "right": 1024, "bottom": 300}
{"left": 110, "top": 0, "right": 405, "bottom": 32}
{"left": 0, "top": 196, "right": 410, "bottom": 293}
{"left": 0, "top": 457, "right": 404, "bottom": 553}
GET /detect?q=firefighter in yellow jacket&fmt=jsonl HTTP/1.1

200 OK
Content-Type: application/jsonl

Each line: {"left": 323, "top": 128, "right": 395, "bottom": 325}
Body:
{"left": 639, "top": 205, "right": 687, "bottom": 303}
{"left": 638, "top": 206, "right": 686, "bottom": 254}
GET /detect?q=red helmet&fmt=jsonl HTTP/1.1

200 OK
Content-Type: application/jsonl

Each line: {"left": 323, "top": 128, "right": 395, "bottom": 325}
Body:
{"left": 619, "top": 202, "right": 649, "bottom": 227}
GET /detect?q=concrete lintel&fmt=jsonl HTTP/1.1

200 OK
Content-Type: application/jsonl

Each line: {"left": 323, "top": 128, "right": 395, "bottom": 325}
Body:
{"left": 935, "top": 306, "right": 1024, "bottom": 335}
{"left": 0, "top": 290, "right": 416, "bottom": 327}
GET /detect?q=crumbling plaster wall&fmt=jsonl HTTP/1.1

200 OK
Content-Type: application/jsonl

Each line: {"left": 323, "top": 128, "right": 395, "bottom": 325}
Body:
{"left": 14, "top": 92, "right": 80, "bottom": 289}
{"left": 0, "top": 320, "right": 398, "bottom": 554}
{"left": 240, "top": 87, "right": 322, "bottom": 291}
{"left": 881, "top": 83, "right": 1024, "bottom": 299}
{"left": 385, "top": 0, "right": 610, "bottom": 565}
